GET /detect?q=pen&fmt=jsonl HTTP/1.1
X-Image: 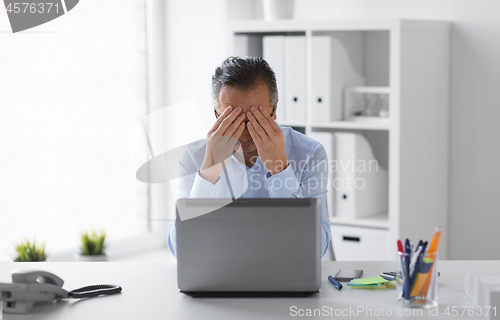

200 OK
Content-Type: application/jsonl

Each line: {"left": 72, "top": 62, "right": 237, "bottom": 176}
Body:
{"left": 397, "top": 239, "right": 405, "bottom": 288}
{"left": 397, "top": 239, "right": 403, "bottom": 253}
{"left": 403, "top": 239, "right": 411, "bottom": 299}
{"left": 409, "top": 241, "right": 428, "bottom": 288}
{"left": 409, "top": 245, "right": 422, "bottom": 274}
{"left": 397, "top": 239, "right": 404, "bottom": 272}
{"left": 409, "top": 241, "right": 427, "bottom": 275}
{"left": 328, "top": 276, "right": 343, "bottom": 290}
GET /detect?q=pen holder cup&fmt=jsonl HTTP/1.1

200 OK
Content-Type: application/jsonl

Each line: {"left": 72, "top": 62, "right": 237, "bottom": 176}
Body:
{"left": 397, "top": 251, "right": 438, "bottom": 308}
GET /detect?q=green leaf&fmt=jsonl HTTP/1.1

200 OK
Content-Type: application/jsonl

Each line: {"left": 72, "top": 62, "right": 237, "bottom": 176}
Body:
{"left": 80, "top": 230, "right": 106, "bottom": 256}
{"left": 13, "top": 239, "right": 47, "bottom": 262}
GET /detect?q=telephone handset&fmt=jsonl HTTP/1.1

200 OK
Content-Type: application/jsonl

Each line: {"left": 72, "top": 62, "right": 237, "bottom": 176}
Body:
{"left": 0, "top": 270, "right": 121, "bottom": 314}
{"left": 12, "top": 270, "right": 65, "bottom": 287}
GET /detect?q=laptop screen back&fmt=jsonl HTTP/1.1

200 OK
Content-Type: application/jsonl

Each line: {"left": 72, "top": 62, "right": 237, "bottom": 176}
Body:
{"left": 176, "top": 198, "right": 321, "bottom": 292}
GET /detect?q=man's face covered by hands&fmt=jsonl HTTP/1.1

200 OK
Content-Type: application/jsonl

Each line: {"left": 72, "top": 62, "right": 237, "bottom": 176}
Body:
{"left": 215, "top": 83, "right": 276, "bottom": 159}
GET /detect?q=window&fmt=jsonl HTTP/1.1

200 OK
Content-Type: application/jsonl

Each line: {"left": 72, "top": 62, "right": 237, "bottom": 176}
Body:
{"left": 0, "top": 0, "right": 148, "bottom": 260}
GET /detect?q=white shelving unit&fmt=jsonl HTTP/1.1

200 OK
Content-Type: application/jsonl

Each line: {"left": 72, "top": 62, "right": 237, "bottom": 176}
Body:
{"left": 228, "top": 20, "right": 450, "bottom": 260}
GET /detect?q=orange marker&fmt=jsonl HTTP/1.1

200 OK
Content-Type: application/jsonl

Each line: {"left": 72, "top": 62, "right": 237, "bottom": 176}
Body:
{"left": 409, "top": 257, "right": 433, "bottom": 297}
{"left": 419, "top": 227, "right": 442, "bottom": 297}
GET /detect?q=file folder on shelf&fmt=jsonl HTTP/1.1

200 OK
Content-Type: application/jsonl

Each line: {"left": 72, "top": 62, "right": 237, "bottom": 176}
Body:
{"left": 263, "top": 35, "right": 286, "bottom": 121}
{"left": 311, "top": 36, "right": 335, "bottom": 122}
{"left": 284, "top": 36, "right": 306, "bottom": 121}
{"left": 334, "top": 132, "right": 388, "bottom": 218}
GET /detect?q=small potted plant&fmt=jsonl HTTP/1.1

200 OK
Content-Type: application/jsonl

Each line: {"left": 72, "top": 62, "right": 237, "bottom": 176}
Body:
{"left": 75, "top": 230, "right": 108, "bottom": 262}
{"left": 13, "top": 239, "right": 48, "bottom": 262}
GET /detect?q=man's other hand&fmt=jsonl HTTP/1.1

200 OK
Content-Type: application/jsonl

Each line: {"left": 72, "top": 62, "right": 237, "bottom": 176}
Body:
{"left": 200, "top": 106, "right": 245, "bottom": 183}
{"left": 246, "top": 106, "right": 288, "bottom": 175}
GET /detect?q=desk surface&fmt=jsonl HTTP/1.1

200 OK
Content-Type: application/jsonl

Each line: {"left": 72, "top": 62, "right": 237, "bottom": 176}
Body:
{"left": 1, "top": 260, "right": 499, "bottom": 320}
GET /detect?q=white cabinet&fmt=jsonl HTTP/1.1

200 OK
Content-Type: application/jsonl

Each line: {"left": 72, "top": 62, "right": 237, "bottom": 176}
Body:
{"left": 331, "top": 225, "right": 391, "bottom": 261}
{"left": 228, "top": 20, "right": 450, "bottom": 260}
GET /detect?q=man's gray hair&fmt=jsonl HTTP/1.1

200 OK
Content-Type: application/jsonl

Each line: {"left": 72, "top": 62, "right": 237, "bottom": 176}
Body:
{"left": 211, "top": 56, "right": 278, "bottom": 109}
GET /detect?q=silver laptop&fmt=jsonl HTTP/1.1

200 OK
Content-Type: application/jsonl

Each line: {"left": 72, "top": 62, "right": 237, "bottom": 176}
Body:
{"left": 176, "top": 198, "right": 321, "bottom": 297}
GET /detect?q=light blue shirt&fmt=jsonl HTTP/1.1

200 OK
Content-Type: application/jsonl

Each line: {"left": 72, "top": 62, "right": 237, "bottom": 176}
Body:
{"left": 167, "top": 126, "right": 331, "bottom": 257}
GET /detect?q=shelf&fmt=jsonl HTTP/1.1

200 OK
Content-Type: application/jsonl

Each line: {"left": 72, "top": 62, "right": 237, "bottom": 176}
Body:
{"left": 229, "top": 19, "right": 450, "bottom": 34}
{"left": 278, "top": 120, "right": 390, "bottom": 131}
{"left": 229, "top": 20, "right": 449, "bottom": 36}
{"left": 310, "top": 120, "right": 390, "bottom": 130}
{"left": 229, "top": 20, "right": 397, "bottom": 33}
{"left": 279, "top": 121, "right": 307, "bottom": 127}
{"left": 345, "top": 86, "right": 391, "bottom": 94}
{"left": 330, "top": 212, "right": 389, "bottom": 230}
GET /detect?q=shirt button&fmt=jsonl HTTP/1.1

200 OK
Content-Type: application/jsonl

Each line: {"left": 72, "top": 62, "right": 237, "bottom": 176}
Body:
{"left": 217, "top": 188, "right": 220, "bottom": 192}
{"left": 269, "top": 186, "right": 274, "bottom": 190}
{"left": 210, "top": 191, "right": 215, "bottom": 195}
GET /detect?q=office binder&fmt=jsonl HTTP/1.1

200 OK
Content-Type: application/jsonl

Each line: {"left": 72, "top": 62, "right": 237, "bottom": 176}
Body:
{"left": 308, "top": 132, "right": 335, "bottom": 218}
{"left": 263, "top": 35, "right": 286, "bottom": 121}
{"left": 334, "top": 132, "right": 388, "bottom": 218}
{"left": 284, "top": 36, "right": 306, "bottom": 121}
{"left": 311, "top": 36, "right": 336, "bottom": 121}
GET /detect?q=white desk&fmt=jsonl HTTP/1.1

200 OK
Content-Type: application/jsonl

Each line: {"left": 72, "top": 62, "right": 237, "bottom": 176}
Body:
{"left": 1, "top": 260, "right": 499, "bottom": 320}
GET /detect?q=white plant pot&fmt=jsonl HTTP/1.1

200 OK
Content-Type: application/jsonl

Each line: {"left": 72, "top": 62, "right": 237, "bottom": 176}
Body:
{"left": 263, "top": 0, "right": 295, "bottom": 20}
{"left": 74, "top": 254, "right": 108, "bottom": 262}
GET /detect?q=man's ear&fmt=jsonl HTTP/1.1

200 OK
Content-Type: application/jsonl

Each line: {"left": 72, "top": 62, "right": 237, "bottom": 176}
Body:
{"left": 272, "top": 101, "right": 278, "bottom": 120}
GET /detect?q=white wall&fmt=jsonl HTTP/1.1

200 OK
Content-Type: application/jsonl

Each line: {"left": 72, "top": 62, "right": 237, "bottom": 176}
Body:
{"left": 164, "top": 0, "right": 228, "bottom": 130}
{"left": 160, "top": 0, "right": 228, "bottom": 219}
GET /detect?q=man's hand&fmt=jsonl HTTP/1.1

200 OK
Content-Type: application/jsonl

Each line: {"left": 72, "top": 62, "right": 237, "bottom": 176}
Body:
{"left": 200, "top": 106, "right": 246, "bottom": 184}
{"left": 246, "top": 106, "right": 288, "bottom": 175}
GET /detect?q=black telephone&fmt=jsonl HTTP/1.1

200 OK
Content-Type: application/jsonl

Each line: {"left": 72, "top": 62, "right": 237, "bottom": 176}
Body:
{"left": 0, "top": 270, "right": 121, "bottom": 314}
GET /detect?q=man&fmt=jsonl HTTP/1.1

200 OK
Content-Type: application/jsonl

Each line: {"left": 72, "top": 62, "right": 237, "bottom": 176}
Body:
{"left": 168, "top": 56, "right": 331, "bottom": 257}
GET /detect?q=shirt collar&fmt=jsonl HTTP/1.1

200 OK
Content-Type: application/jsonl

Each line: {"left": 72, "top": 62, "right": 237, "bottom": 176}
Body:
{"left": 231, "top": 154, "right": 262, "bottom": 171}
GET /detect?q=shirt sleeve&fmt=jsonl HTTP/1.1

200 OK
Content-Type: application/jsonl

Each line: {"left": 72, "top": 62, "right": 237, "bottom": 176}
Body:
{"left": 190, "top": 171, "right": 229, "bottom": 198}
{"left": 167, "top": 171, "right": 227, "bottom": 258}
{"left": 265, "top": 143, "right": 332, "bottom": 258}
{"left": 167, "top": 148, "right": 233, "bottom": 257}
